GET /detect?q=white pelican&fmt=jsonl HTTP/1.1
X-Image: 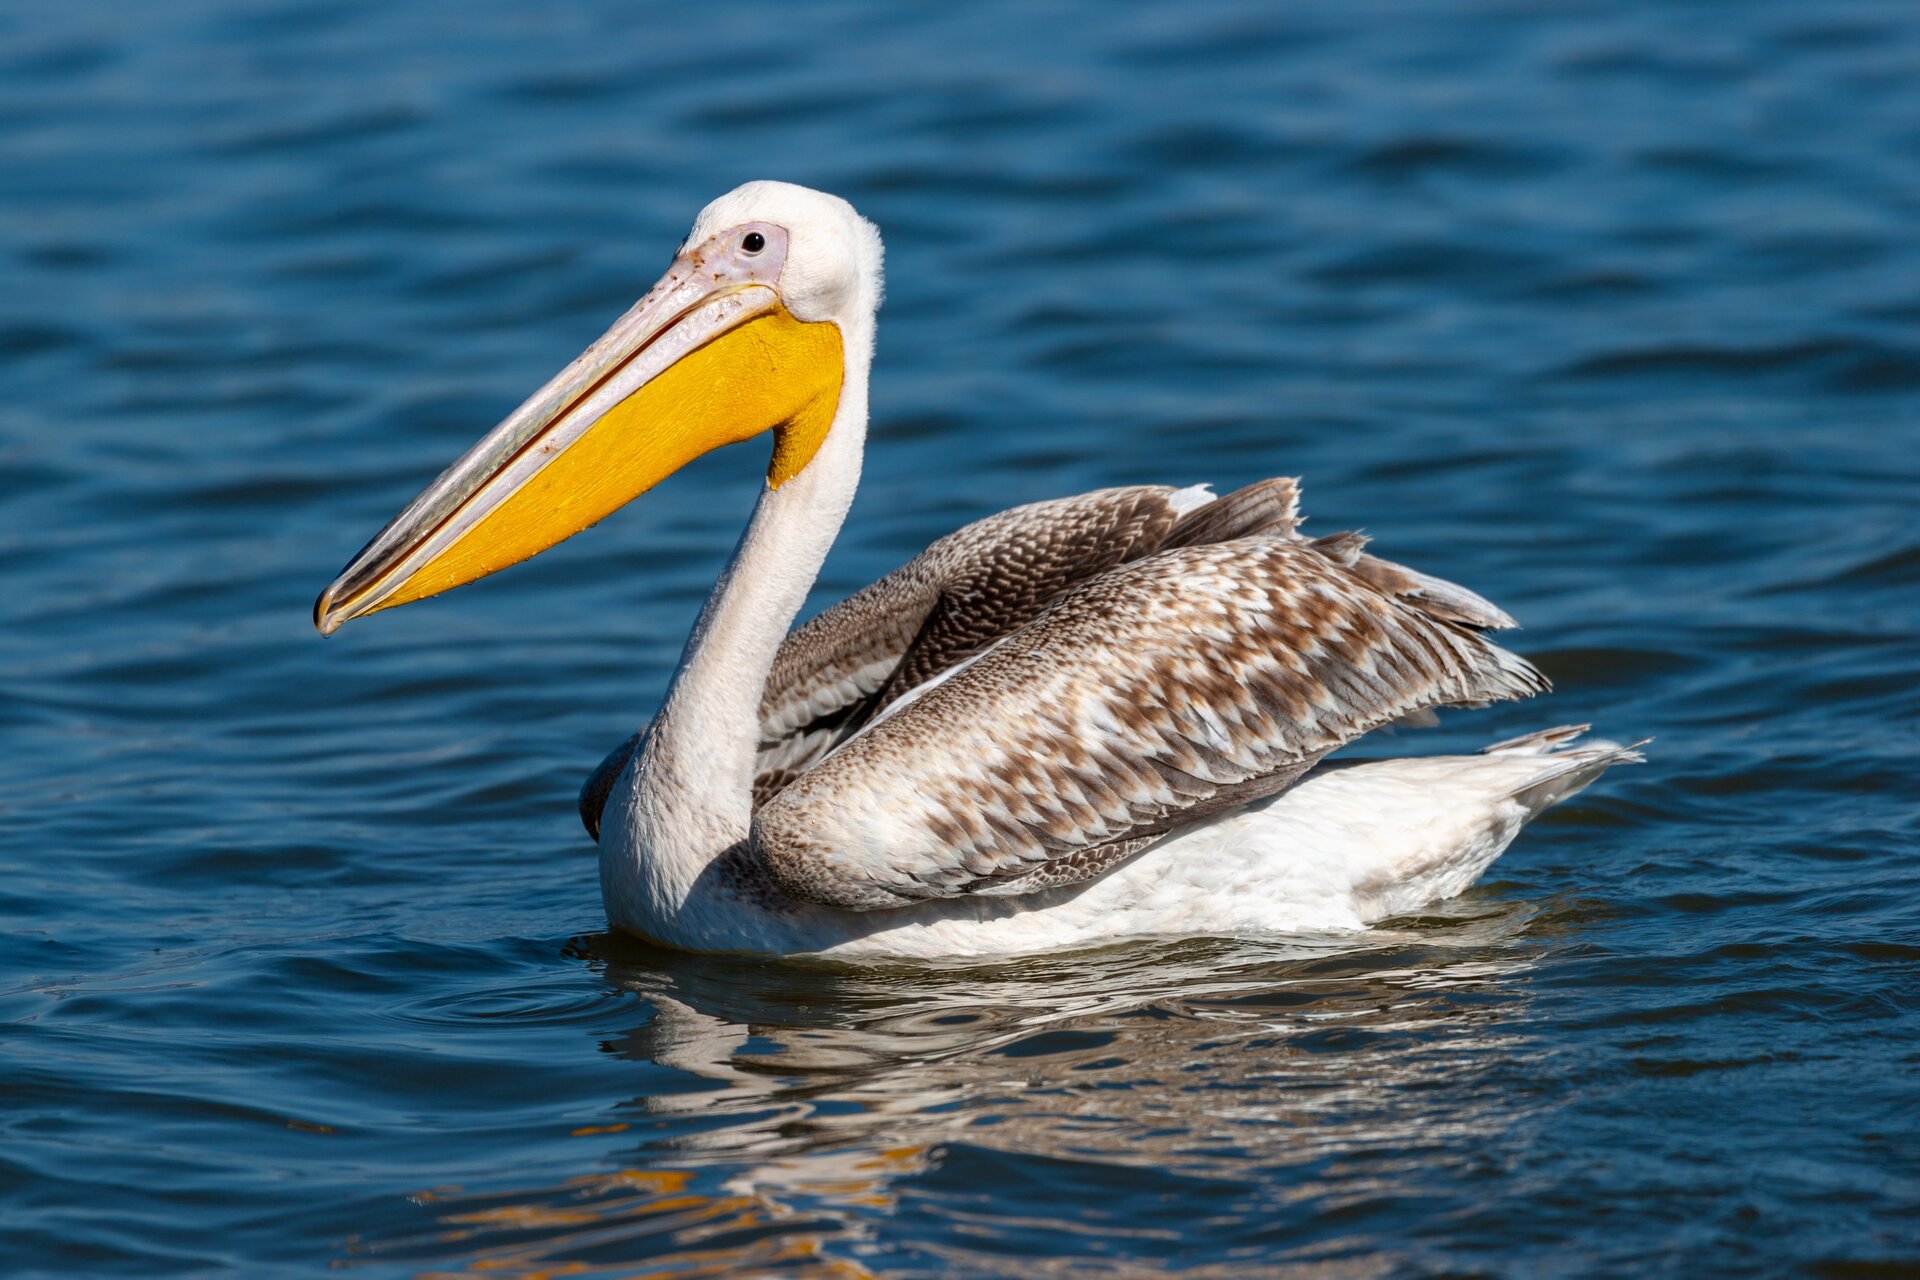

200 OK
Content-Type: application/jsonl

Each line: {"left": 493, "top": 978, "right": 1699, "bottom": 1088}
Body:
{"left": 316, "top": 181, "right": 1642, "bottom": 959}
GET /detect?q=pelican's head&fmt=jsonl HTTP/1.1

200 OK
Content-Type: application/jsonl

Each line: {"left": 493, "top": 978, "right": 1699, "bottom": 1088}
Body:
{"left": 313, "top": 181, "right": 882, "bottom": 634}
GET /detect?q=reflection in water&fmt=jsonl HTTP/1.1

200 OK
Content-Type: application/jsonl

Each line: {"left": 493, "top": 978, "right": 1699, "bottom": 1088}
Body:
{"left": 364, "top": 905, "right": 1546, "bottom": 1275}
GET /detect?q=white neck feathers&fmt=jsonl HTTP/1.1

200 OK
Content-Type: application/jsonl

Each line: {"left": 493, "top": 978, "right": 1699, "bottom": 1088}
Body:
{"left": 601, "top": 315, "right": 872, "bottom": 919}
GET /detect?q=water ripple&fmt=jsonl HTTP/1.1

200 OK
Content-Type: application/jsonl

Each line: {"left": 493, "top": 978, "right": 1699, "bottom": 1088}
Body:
{"left": 2, "top": 0, "right": 1917, "bottom": 1276}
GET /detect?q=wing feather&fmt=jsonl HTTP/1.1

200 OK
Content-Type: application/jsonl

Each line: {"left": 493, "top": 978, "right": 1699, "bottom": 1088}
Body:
{"left": 750, "top": 536, "right": 1546, "bottom": 910}
{"left": 759, "top": 485, "right": 1198, "bottom": 745}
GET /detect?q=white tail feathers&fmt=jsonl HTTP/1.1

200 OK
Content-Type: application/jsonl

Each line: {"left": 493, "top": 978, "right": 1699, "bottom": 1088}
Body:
{"left": 1482, "top": 724, "right": 1650, "bottom": 811}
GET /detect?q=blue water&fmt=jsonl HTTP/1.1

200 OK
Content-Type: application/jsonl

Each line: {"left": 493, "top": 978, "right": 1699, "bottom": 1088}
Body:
{"left": 4, "top": 0, "right": 1917, "bottom": 1274}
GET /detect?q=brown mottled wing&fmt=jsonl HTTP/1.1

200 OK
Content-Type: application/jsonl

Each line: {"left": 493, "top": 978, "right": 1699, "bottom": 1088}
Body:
{"left": 750, "top": 486, "right": 1177, "bottom": 799}
{"left": 581, "top": 481, "right": 1299, "bottom": 838}
{"left": 755, "top": 479, "right": 1305, "bottom": 793}
{"left": 748, "top": 538, "right": 1547, "bottom": 910}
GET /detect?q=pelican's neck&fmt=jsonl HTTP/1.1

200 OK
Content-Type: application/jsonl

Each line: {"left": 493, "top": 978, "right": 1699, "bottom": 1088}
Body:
{"left": 657, "top": 383, "right": 867, "bottom": 798}
{"left": 609, "top": 317, "right": 871, "bottom": 909}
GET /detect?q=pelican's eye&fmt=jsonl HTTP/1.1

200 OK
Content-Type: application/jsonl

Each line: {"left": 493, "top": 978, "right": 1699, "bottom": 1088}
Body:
{"left": 741, "top": 231, "right": 766, "bottom": 254}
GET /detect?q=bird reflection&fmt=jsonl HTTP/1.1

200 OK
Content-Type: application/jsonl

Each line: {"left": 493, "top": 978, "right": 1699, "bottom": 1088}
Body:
{"left": 365, "top": 903, "right": 1546, "bottom": 1276}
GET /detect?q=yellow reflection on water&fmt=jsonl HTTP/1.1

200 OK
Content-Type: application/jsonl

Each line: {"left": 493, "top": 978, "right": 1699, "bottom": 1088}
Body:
{"left": 362, "top": 1165, "right": 879, "bottom": 1279}
{"left": 355, "top": 904, "right": 1546, "bottom": 1276}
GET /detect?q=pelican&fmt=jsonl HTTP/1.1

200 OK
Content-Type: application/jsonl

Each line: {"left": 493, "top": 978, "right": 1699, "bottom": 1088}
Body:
{"left": 316, "top": 181, "right": 1642, "bottom": 959}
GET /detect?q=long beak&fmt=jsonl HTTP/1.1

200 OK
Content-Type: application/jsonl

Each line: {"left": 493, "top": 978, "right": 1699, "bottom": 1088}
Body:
{"left": 314, "top": 236, "right": 843, "bottom": 635}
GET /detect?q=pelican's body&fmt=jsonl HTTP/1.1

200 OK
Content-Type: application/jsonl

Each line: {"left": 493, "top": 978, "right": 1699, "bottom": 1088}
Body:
{"left": 601, "top": 727, "right": 1636, "bottom": 960}
{"left": 317, "top": 182, "right": 1641, "bottom": 959}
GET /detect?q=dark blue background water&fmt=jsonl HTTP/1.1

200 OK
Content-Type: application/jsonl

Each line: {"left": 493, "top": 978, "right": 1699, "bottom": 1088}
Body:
{"left": 4, "top": 1, "right": 1917, "bottom": 1274}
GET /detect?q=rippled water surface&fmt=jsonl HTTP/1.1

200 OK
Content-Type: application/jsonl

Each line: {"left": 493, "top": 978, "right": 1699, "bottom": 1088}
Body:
{"left": 5, "top": 1, "right": 1918, "bottom": 1274}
